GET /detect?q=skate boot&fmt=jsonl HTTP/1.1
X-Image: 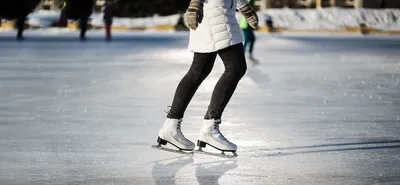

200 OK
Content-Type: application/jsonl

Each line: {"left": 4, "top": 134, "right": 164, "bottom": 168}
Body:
{"left": 156, "top": 118, "right": 195, "bottom": 152}
{"left": 196, "top": 119, "right": 237, "bottom": 158}
{"left": 248, "top": 54, "right": 259, "bottom": 65}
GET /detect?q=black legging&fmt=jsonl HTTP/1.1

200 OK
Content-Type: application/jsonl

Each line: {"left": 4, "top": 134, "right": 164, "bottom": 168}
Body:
{"left": 16, "top": 17, "right": 25, "bottom": 40}
{"left": 167, "top": 43, "right": 247, "bottom": 120}
{"left": 79, "top": 17, "right": 88, "bottom": 39}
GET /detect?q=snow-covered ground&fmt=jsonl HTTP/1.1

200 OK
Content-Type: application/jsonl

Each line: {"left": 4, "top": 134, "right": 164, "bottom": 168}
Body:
{"left": 22, "top": 8, "right": 400, "bottom": 31}
{"left": 0, "top": 30, "right": 400, "bottom": 185}
{"left": 260, "top": 8, "right": 400, "bottom": 31}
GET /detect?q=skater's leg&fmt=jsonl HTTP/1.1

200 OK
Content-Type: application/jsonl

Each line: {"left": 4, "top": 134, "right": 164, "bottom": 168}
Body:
{"left": 167, "top": 52, "right": 218, "bottom": 119}
{"left": 59, "top": 9, "right": 67, "bottom": 27}
{"left": 105, "top": 24, "right": 111, "bottom": 41}
{"left": 158, "top": 52, "right": 217, "bottom": 151}
{"left": 204, "top": 44, "right": 247, "bottom": 120}
{"left": 242, "top": 29, "right": 249, "bottom": 53}
{"left": 248, "top": 29, "right": 256, "bottom": 56}
{"left": 197, "top": 44, "right": 245, "bottom": 152}
{"left": 16, "top": 17, "right": 25, "bottom": 40}
{"left": 79, "top": 17, "right": 88, "bottom": 40}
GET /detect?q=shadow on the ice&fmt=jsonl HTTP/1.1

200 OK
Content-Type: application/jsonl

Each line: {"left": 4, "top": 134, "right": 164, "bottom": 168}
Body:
{"left": 151, "top": 156, "right": 194, "bottom": 185}
{"left": 244, "top": 66, "right": 270, "bottom": 88}
{"left": 194, "top": 160, "right": 238, "bottom": 185}
{"left": 259, "top": 139, "right": 400, "bottom": 157}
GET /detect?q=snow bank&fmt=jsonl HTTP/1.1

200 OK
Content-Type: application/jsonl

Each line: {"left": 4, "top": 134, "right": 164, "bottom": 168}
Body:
{"left": 90, "top": 13, "right": 181, "bottom": 28}
{"left": 258, "top": 8, "right": 400, "bottom": 31}
{"left": 27, "top": 10, "right": 181, "bottom": 29}
{"left": 27, "top": 10, "right": 60, "bottom": 27}
{"left": 24, "top": 8, "right": 400, "bottom": 31}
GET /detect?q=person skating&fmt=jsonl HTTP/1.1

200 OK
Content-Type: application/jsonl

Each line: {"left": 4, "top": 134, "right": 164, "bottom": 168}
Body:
{"left": 103, "top": 1, "right": 113, "bottom": 41}
{"left": 59, "top": 0, "right": 94, "bottom": 41}
{"left": 58, "top": 1, "right": 68, "bottom": 27}
{"left": 15, "top": 16, "right": 25, "bottom": 40}
{"left": 240, "top": 0, "right": 258, "bottom": 63}
{"left": 0, "top": 0, "right": 41, "bottom": 40}
{"left": 155, "top": 0, "right": 258, "bottom": 156}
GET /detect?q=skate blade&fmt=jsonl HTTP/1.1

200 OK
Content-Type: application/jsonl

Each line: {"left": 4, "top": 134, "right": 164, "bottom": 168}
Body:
{"left": 194, "top": 149, "right": 238, "bottom": 159}
{"left": 151, "top": 145, "right": 194, "bottom": 155}
{"left": 251, "top": 59, "right": 260, "bottom": 65}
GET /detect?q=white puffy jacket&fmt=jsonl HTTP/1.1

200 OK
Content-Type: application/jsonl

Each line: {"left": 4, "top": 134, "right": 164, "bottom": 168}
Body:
{"left": 188, "top": 0, "right": 249, "bottom": 53}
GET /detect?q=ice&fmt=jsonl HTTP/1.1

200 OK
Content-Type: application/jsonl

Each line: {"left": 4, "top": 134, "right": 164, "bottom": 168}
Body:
{"left": 0, "top": 30, "right": 400, "bottom": 185}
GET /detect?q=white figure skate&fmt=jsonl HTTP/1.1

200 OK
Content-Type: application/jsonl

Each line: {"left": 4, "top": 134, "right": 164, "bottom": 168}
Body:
{"left": 195, "top": 119, "right": 238, "bottom": 158}
{"left": 152, "top": 118, "right": 195, "bottom": 155}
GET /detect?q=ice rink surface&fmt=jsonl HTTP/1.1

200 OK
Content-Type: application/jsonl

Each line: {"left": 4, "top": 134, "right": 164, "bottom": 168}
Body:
{"left": 0, "top": 30, "right": 400, "bottom": 185}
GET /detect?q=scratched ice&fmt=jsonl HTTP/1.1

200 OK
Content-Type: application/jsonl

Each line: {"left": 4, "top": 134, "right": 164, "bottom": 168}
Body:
{"left": 0, "top": 30, "right": 400, "bottom": 185}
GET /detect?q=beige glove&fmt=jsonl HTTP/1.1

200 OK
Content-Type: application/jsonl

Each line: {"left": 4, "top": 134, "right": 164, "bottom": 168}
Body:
{"left": 239, "top": 4, "right": 259, "bottom": 29}
{"left": 184, "top": 1, "right": 204, "bottom": 30}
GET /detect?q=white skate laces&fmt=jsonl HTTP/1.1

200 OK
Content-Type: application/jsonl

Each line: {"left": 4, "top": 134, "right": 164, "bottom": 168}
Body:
{"left": 212, "top": 120, "right": 230, "bottom": 143}
{"left": 158, "top": 118, "right": 195, "bottom": 151}
{"left": 213, "top": 120, "right": 236, "bottom": 147}
{"left": 198, "top": 119, "right": 237, "bottom": 152}
{"left": 174, "top": 120, "right": 194, "bottom": 146}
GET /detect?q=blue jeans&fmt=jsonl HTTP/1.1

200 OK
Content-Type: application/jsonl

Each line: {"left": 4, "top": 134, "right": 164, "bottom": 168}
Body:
{"left": 242, "top": 28, "right": 256, "bottom": 55}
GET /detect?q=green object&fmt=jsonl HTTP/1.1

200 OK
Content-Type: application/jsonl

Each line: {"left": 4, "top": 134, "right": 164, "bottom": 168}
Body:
{"left": 239, "top": 0, "right": 254, "bottom": 29}
{"left": 239, "top": 16, "right": 249, "bottom": 29}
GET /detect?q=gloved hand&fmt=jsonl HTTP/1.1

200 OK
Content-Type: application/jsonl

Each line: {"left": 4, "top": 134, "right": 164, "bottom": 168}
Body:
{"left": 184, "top": 1, "right": 204, "bottom": 30}
{"left": 239, "top": 4, "right": 259, "bottom": 29}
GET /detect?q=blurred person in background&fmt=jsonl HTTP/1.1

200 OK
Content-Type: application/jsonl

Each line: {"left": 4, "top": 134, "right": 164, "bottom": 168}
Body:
{"left": 0, "top": 0, "right": 41, "bottom": 40}
{"left": 264, "top": 13, "right": 274, "bottom": 32}
{"left": 58, "top": 0, "right": 68, "bottom": 27}
{"left": 155, "top": 0, "right": 258, "bottom": 155}
{"left": 240, "top": 0, "right": 258, "bottom": 64}
{"left": 59, "top": 0, "right": 94, "bottom": 41}
{"left": 103, "top": 0, "right": 113, "bottom": 41}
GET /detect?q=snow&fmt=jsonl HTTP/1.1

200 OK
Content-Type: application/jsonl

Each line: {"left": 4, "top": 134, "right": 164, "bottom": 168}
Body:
{"left": 23, "top": 8, "right": 400, "bottom": 31}
{"left": 26, "top": 10, "right": 182, "bottom": 29}
{"left": 90, "top": 13, "right": 181, "bottom": 28}
{"left": 259, "top": 8, "right": 400, "bottom": 31}
{"left": 0, "top": 30, "right": 400, "bottom": 185}
{"left": 27, "top": 10, "right": 61, "bottom": 28}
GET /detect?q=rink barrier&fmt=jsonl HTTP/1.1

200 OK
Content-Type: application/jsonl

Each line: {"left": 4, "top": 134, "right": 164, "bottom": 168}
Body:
{"left": 65, "top": 23, "right": 174, "bottom": 31}
{"left": 99, "top": 25, "right": 400, "bottom": 34}
{"left": 91, "top": 25, "right": 175, "bottom": 31}
{"left": 257, "top": 25, "right": 400, "bottom": 35}
{"left": 0, "top": 22, "right": 14, "bottom": 29}
{"left": 148, "top": 25, "right": 176, "bottom": 31}
{"left": 0, "top": 22, "right": 32, "bottom": 30}
{"left": 66, "top": 22, "right": 94, "bottom": 30}
{"left": 1, "top": 22, "right": 400, "bottom": 35}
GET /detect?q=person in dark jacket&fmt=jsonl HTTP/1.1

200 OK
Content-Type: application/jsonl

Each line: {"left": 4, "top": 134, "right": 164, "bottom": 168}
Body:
{"left": 103, "top": 1, "right": 113, "bottom": 41}
{"left": 59, "top": 0, "right": 94, "bottom": 41}
{"left": 58, "top": 1, "right": 68, "bottom": 27}
{"left": 0, "top": 0, "right": 41, "bottom": 40}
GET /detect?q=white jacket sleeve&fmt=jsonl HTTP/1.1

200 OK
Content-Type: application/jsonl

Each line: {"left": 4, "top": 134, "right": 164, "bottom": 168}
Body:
{"left": 237, "top": 0, "right": 249, "bottom": 9}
